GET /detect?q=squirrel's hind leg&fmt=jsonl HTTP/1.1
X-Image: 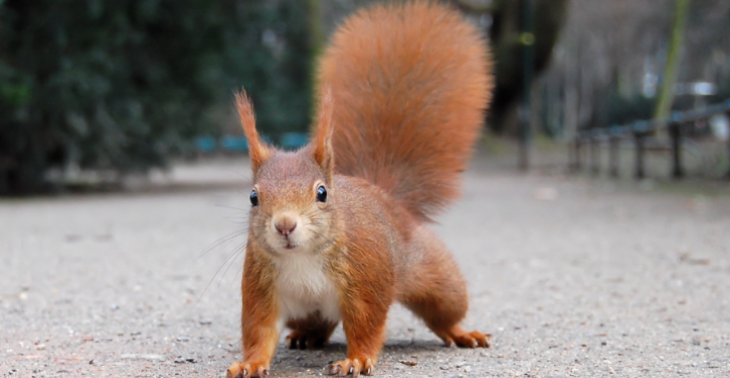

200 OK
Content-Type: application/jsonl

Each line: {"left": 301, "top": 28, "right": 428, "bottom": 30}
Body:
{"left": 398, "top": 227, "right": 492, "bottom": 348}
{"left": 285, "top": 311, "right": 338, "bottom": 350}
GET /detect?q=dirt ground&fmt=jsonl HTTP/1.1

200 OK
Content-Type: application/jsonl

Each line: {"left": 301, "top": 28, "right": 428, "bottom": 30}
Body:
{"left": 2, "top": 157, "right": 729, "bottom": 377}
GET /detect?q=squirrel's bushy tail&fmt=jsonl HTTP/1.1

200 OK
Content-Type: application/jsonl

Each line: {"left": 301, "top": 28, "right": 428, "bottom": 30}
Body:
{"left": 316, "top": 1, "right": 493, "bottom": 221}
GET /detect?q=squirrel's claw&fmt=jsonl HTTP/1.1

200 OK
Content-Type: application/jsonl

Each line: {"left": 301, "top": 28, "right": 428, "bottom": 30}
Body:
{"left": 450, "top": 330, "right": 492, "bottom": 349}
{"left": 474, "top": 331, "right": 492, "bottom": 348}
{"left": 226, "top": 361, "right": 242, "bottom": 378}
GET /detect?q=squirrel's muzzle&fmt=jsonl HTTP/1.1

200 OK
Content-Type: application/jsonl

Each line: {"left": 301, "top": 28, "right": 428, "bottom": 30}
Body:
{"left": 273, "top": 213, "right": 298, "bottom": 237}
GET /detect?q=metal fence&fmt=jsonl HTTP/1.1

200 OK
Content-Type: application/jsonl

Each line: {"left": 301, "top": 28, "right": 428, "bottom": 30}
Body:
{"left": 569, "top": 99, "right": 730, "bottom": 180}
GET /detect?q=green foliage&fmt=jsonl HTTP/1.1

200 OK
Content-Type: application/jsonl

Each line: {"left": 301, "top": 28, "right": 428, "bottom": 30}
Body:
{"left": 605, "top": 93, "right": 657, "bottom": 126}
{"left": 0, "top": 0, "right": 312, "bottom": 194}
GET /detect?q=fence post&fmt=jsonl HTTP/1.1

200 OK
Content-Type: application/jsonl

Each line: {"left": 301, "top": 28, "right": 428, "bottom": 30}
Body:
{"left": 568, "top": 137, "right": 575, "bottom": 172}
{"left": 518, "top": 0, "right": 534, "bottom": 172}
{"left": 590, "top": 134, "right": 599, "bottom": 175}
{"left": 726, "top": 111, "right": 730, "bottom": 179}
{"left": 726, "top": 134, "right": 730, "bottom": 179}
{"left": 574, "top": 137, "right": 582, "bottom": 172}
{"left": 670, "top": 122, "right": 684, "bottom": 179}
{"left": 634, "top": 132, "right": 646, "bottom": 179}
{"left": 609, "top": 135, "right": 619, "bottom": 177}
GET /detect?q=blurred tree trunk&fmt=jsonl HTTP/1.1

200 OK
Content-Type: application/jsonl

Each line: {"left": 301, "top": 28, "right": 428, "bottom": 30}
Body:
{"left": 482, "top": 0, "right": 569, "bottom": 135}
{"left": 323, "top": 0, "right": 570, "bottom": 136}
{"left": 653, "top": 0, "right": 690, "bottom": 124}
{"left": 307, "top": 0, "right": 325, "bottom": 60}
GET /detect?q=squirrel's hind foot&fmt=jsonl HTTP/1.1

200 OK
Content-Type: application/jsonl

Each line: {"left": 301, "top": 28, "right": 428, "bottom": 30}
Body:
{"left": 440, "top": 325, "right": 492, "bottom": 348}
{"left": 286, "top": 330, "right": 329, "bottom": 350}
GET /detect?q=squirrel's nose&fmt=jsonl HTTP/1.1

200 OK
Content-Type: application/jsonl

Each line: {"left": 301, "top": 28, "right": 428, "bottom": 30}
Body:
{"left": 274, "top": 217, "right": 297, "bottom": 236}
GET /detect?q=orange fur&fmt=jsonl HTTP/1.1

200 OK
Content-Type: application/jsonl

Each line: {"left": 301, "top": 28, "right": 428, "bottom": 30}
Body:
{"left": 317, "top": 1, "right": 493, "bottom": 221}
{"left": 311, "top": 87, "right": 335, "bottom": 185}
{"left": 235, "top": 92, "right": 270, "bottom": 173}
{"left": 226, "top": 244, "right": 279, "bottom": 378}
{"left": 227, "top": 2, "right": 493, "bottom": 377}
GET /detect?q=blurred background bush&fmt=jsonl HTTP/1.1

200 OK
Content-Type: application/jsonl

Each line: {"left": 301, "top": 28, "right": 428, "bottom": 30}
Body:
{"left": 0, "top": 0, "right": 313, "bottom": 193}
{"left": 1, "top": 0, "right": 728, "bottom": 194}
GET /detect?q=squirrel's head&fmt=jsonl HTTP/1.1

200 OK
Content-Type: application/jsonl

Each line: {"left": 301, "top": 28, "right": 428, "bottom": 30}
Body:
{"left": 236, "top": 89, "right": 336, "bottom": 256}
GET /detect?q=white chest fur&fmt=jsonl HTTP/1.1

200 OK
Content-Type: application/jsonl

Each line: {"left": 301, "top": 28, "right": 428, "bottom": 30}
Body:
{"left": 274, "top": 253, "right": 341, "bottom": 323}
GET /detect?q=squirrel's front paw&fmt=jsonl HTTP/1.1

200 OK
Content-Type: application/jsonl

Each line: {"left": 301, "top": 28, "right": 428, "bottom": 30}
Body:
{"left": 324, "top": 358, "right": 374, "bottom": 377}
{"left": 226, "top": 360, "right": 269, "bottom": 378}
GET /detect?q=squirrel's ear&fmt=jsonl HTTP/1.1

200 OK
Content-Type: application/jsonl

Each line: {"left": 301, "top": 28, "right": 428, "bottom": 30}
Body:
{"left": 312, "top": 87, "right": 335, "bottom": 178}
{"left": 235, "top": 90, "right": 270, "bottom": 173}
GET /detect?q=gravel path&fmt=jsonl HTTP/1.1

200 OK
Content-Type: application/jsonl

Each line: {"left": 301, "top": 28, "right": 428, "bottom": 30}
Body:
{"left": 2, "top": 158, "right": 729, "bottom": 377}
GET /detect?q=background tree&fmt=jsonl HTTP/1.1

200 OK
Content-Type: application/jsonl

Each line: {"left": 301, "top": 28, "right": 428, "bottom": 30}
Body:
{"left": 454, "top": 0, "right": 569, "bottom": 135}
{"left": 537, "top": 0, "right": 730, "bottom": 137}
{"left": 653, "top": 0, "right": 691, "bottom": 124}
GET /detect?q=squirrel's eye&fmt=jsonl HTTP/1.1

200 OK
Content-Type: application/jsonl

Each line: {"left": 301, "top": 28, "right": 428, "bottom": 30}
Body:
{"left": 316, "top": 185, "right": 327, "bottom": 203}
{"left": 250, "top": 189, "right": 259, "bottom": 206}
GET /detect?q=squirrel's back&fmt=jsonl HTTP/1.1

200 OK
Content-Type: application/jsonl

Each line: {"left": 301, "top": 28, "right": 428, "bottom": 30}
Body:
{"left": 317, "top": 1, "right": 493, "bottom": 221}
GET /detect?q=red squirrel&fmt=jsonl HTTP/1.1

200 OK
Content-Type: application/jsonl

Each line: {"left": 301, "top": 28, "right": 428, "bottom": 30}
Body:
{"left": 226, "top": 2, "right": 493, "bottom": 377}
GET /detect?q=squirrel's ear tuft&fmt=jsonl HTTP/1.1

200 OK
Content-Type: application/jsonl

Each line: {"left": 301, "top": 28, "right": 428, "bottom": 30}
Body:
{"left": 312, "top": 86, "right": 335, "bottom": 179}
{"left": 235, "top": 90, "right": 270, "bottom": 173}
